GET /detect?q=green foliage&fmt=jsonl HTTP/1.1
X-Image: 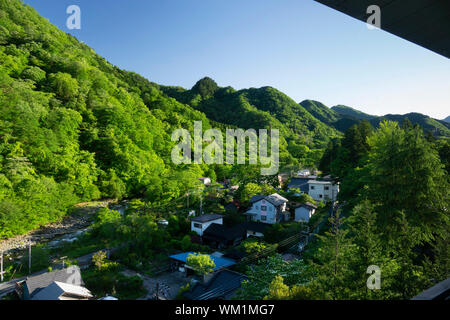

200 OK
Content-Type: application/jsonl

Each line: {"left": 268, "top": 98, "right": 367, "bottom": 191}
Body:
{"left": 92, "top": 250, "right": 107, "bottom": 270}
{"left": 235, "top": 255, "right": 311, "bottom": 300}
{"left": 186, "top": 253, "right": 215, "bottom": 276}
{"left": 238, "top": 238, "right": 269, "bottom": 255}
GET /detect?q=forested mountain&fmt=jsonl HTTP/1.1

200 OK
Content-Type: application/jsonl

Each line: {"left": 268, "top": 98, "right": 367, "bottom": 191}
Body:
{"left": 331, "top": 105, "right": 377, "bottom": 120}
{"left": 0, "top": 0, "right": 447, "bottom": 240}
{"left": 0, "top": 0, "right": 228, "bottom": 238}
{"left": 302, "top": 100, "right": 450, "bottom": 138}
{"left": 162, "top": 78, "right": 342, "bottom": 148}
{"left": 0, "top": 0, "right": 339, "bottom": 238}
{"left": 443, "top": 116, "right": 450, "bottom": 123}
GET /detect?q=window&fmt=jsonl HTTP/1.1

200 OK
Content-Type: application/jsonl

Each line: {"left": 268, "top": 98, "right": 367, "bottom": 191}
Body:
{"left": 311, "top": 186, "right": 315, "bottom": 190}
{"left": 261, "top": 206, "right": 267, "bottom": 211}
{"left": 324, "top": 186, "right": 329, "bottom": 190}
{"left": 261, "top": 215, "right": 267, "bottom": 221}
{"left": 193, "top": 223, "right": 202, "bottom": 228}
{"left": 319, "top": 194, "right": 323, "bottom": 198}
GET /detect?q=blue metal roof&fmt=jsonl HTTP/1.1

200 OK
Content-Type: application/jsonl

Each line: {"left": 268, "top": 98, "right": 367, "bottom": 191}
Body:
{"left": 169, "top": 252, "right": 236, "bottom": 270}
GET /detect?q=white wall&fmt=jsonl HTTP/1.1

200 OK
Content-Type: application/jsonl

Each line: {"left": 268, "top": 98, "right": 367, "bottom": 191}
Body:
{"left": 309, "top": 183, "right": 339, "bottom": 202}
{"left": 246, "top": 200, "right": 277, "bottom": 224}
{"left": 191, "top": 218, "right": 223, "bottom": 236}
{"left": 295, "top": 207, "right": 315, "bottom": 222}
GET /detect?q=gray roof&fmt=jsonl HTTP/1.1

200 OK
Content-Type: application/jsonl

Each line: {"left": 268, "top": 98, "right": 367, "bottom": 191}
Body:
{"left": 299, "top": 202, "right": 317, "bottom": 210}
{"left": 288, "top": 177, "right": 314, "bottom": 193}
{"left": 249, "top": 193, "right": 288, "bottom": 207}
{"left": 32, "top": 281, "right": 92, "bottom": 300}
{"left": 183, "top": 270, "right": 248, "bottom": 300}
{"left": 265, "top": 193, "right": 288, "bottom": 206}
{"left": 249, "top": 195, "right": 265, "bottom": 203}
{"left": 307, "top": 180, "right": 333, "bottom": 185}
{"left": 191, "top": 214, "right": 223, "bottom": 223}
{"left": 24, "top": 266, "right": 84, "bottom": 298}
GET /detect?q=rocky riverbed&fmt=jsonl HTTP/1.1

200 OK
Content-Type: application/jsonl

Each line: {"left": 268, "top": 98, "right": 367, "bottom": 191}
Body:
{"left": 0, "top": 200, "right": 118, "bottom": 253}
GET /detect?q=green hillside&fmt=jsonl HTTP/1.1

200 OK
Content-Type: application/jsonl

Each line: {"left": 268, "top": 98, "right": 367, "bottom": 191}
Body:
{"left": 331, "top": 105, "right": 377, "bottom": 120}
{"left": 0, "top": 0, "right": 231, "bottom": 238}
{"left": 162, "top": 78, "right": 342, "bottom": 148}
{"left": 372, "top": 113, "right": 450, "bottom": 139}
{"left": 0, "top": 0, "right": 337, "bottom": 238}
{"left": 299, "top": 99, "right": 340, "bottom": 125}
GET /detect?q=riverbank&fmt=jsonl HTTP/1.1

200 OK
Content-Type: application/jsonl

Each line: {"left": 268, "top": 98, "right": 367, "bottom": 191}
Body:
{"left": 0, "top": 200, "right": 117, "bottom": 253}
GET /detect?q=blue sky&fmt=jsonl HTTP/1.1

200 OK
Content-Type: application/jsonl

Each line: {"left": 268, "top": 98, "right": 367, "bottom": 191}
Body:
{"left": 24, "top": 0, "right": 450, "bottom": 119}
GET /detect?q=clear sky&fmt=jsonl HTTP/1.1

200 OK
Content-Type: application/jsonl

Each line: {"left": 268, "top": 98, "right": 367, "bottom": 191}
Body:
{"left": 23, "top": 0, "right": 450, "bottom": 119}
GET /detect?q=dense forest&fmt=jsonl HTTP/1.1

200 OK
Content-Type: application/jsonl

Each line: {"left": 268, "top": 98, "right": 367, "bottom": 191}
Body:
{"left": 302, "top": 100, "right": 450, "bottom": 138}
{"left": 0, "top": 0, "right": 448, "bottom": 241}
{"left": 235, "top": 121, "right": 449, "bottom": 300}
{"left": 0, "top": 0, "right": 448, "bottom": 301}
{"left": 0, "top": 0, "right": 339, "bottom": 238}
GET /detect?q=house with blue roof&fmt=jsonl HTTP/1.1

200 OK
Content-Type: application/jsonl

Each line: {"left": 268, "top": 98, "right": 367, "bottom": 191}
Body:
{"left": 169, "top": 252, "right": 237, "bottom": 276}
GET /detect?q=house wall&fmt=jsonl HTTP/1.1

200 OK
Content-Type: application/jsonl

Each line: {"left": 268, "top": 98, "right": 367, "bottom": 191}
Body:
{"left": 191, "top": 218, "right": 223, "bottom": 236}
{"left": 295, "top": 207, "right": 315, "bottom": 222}
{"left": 246, "top": 200, "right": 277, "bottom": 224}
{"left": 309, "top": 183, "right": 339, "bottom": 202}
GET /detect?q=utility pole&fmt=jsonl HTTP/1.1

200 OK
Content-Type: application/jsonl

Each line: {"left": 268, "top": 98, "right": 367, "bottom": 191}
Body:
{"left": 0, "top": 251, "right": 4, "bottom": 282}
{"left": 28, "top": 241, "right": 32, "bottom": 275}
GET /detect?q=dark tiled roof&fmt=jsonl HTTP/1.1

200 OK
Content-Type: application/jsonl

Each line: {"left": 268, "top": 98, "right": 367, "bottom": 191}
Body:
{"left": 265, "top": 193, "right": 288, "bottom": 206}
{"left": 191, "top": 214, "right": 223, "bottom": 223}
{"left": 24, "top": 266, "right": 84, "bottom": 298}
{"left": 288, "top": 177, "right": 311, "bottom": 193}
{"left": 249, "top": 195, "right": 265, "bottom": 203}
{"left": 203, "top": 223, "right": 247, "bottom": 242}
{"left": 246, "top": 221, "right": 270, "bottom": 233}
{"left": 183, "top": 270, "right": 248, "bottom": 300}
{"left": 295, "top": 202, "right": 317, "bottom": 210}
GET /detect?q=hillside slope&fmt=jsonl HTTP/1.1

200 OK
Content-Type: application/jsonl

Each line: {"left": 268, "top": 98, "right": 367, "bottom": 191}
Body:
{"left": 0, "top": 0, "right": 222, "bottom": 238}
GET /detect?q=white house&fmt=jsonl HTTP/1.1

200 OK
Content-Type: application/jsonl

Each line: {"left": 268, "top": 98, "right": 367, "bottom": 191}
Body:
{"left": 198, "top": 177, "right": 211, "bottom": 185}
{"left": 294, "top": 202, "right": 318, "bottom": 222}
{"left": 190, "top": 214, "right": 223, "bottom": 236}
{"left": 307, "top": 180, "right": 339, "bottom": 202}
{"left": 245, "top": 193, "right": 289, "bottom": 224}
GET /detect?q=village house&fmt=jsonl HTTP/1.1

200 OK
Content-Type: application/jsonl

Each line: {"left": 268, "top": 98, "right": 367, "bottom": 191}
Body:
{"left": 169, "top": 252, "right": 237, "bottom": 276}
{"left": 308, "top": 179, "right": 339, "bottom": 202}
{"left": 287, "top": 175, "right": 317, "bottom": 195}
{"left": 16, "top": 266, "right": 92, "bottom": 300}
{"left": 190, "top": 214, "right": 223, "bottom": 236}
{"left": 202, "top": 223, "right": 247, "bottom": 249}
{"left": 288, "top": 175, "right": 339, "bottom": 202}
{"left": 245, "top": 193, "right": 289, "bottom": 224}
{"left": 294, "top": 202, "right": 318, "bottom": 222}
